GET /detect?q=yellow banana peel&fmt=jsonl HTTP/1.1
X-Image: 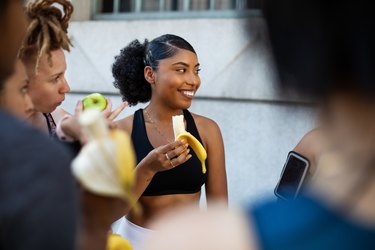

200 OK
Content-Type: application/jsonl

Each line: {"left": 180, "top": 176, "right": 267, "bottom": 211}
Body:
{"left": 107, "top": 234, "right": 133, "bottom": 250}
{"left": 72, "top": 109, "right": 137, "bottom": 205}
{"left": 172, "top": 115, "right": 207, "bottom": 174}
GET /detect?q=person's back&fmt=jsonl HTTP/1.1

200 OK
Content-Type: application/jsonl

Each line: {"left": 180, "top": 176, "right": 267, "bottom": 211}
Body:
{"left": 0, "top": 110, "right": 78, "bottom": 249}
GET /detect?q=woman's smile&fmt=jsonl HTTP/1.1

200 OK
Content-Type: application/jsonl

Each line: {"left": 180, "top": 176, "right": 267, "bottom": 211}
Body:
{"left": 179, "top": 89, "right": 195, "bottom": 99}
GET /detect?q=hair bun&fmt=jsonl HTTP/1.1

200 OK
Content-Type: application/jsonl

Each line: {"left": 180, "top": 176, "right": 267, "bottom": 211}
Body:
{"left": 27, "top": 0, "right": 73, "bottom": 33}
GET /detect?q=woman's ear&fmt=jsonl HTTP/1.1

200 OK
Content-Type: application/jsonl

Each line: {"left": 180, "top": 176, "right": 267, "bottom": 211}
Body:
{"left": 144, "top": 66, "right": 155, "bottom": 85}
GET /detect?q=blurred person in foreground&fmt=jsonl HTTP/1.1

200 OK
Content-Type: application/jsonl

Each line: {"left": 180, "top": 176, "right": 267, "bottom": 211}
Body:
{"left": 141, "top": 1, "right": 375, "bottom": 249}
{"left": 0, "top": 59, "right": 34, "bottom": 120}
{"left": 0, "top": 0, "right": 78, "bottom": 249}
{"left": 0, "top": 1, "right": 129, "bottom": 250}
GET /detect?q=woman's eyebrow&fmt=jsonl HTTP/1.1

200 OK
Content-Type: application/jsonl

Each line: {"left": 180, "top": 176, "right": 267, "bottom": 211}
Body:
{"left": 172, "top": 62, "right": 189, "bottom": 67}
{"left": 172, "top": 62, "right": 200, "bottom": 68}
{"left": 50, "top": 72, "right": 63, "bottom": 78}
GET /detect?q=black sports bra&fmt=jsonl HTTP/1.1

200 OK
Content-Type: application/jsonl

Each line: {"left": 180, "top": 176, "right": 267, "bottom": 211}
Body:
{"left": 132, "top": 109, "right": 207, "bottom": 196}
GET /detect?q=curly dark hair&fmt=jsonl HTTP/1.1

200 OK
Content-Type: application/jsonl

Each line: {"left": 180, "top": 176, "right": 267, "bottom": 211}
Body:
{"left": 112, "top": 34, "right": 196, "bottom": 106}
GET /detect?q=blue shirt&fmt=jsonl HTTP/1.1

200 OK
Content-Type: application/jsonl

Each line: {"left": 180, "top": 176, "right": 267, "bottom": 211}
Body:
{"left": 250, "top": 194, "right": 375, "bottom": 250}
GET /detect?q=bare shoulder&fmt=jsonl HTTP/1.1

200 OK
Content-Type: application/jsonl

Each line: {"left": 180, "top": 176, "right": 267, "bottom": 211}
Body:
{"left": 190, "top": 112, "right": 222, "bottom": 148}
{"left": 294, "top": 128, "right": 322, "bottom": 153}
{"left": 115, "top": 114, "right": 134, "bottom": 134}
{"left": 190, "top": 112, "right": 221, "bottom": 134}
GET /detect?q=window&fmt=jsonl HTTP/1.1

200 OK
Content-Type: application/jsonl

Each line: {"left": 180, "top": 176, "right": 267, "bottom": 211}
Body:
{"left": 93, "top": 0, "right": 262, "bottom": 20}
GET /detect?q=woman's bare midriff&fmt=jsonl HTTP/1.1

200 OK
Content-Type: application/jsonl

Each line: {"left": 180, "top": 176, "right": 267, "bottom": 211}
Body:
{"left": 127, "top": 191, "right": 201, "bottom": 228}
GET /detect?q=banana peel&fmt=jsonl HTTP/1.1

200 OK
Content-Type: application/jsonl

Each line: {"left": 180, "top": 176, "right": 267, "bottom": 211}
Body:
{"left": 71, "top": 109, "right": 137, "bottom": 204}
{"left": 107, "top": 234, "right": 132, "bottom": 250}
{"left": 172, "top": 115, "right": 207, "bottom": 174}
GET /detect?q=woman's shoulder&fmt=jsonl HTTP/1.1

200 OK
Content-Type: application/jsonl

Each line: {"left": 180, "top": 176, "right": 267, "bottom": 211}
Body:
{"left": 115, "top": 114, "right": 135, "bottom": 134}
{"left": 190, "top": 112, "right": 220, "bottom": 132}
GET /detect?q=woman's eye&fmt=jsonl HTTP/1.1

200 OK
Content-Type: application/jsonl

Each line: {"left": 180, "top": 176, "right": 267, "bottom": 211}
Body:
{"left": 176, "top": 68, "right": 186, "bottom": 73}
{"left": 21, "top": 86, "right": 28, "bottom": 94}
{"left": 51, "top": 75, "right": 61, "bottom": 83}
{"left": 195, "top": 68, "right": 201, "bottom": 74}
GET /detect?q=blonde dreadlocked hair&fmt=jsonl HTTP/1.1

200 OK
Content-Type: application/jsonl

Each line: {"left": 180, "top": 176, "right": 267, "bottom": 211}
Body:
{"left": 19, "top": 0, "right": 73, "bottom": 74}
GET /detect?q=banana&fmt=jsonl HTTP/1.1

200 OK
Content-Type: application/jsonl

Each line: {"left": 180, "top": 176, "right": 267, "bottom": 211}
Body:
{"left": 172, "top": 115, "right": 207, "bottom": 174}
{"left": 107, "top": 234, "right": 133, "bottom": 250}
{"left": 71, "top": 109, "right": 136, "bottom": 202}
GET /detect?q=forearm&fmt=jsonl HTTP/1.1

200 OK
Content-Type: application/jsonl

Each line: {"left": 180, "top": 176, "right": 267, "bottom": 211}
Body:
{"left": 122, "top": 160, "right": 156, "bottom": 214}
{"left": 206, "top": 184, "right": 228, "bottom": 207}
{"left": 78, "top": 224, "right": 108, "bottom": 250}
{"left": 60, "top": 116, "right": 83, "bottom": 142}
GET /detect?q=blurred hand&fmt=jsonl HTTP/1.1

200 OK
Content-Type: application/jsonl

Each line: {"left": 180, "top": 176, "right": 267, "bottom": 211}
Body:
{"left": 102, "top": 99, "right": 128, "bottom": 121}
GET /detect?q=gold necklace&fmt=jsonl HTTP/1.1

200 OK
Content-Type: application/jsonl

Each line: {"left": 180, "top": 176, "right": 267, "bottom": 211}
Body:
{"left": 144, "top": 109, "right": 174, "bottom": 144}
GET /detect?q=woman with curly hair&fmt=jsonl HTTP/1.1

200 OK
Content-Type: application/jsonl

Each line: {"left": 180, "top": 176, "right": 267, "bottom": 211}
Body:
{"left": 112, "top": 34, "right": 228, "bottom": 248}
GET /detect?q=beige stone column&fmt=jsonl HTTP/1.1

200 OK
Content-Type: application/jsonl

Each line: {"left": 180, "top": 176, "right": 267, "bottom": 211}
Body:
{"left": 71, "top": 0, "right": 92, "bottom": 21}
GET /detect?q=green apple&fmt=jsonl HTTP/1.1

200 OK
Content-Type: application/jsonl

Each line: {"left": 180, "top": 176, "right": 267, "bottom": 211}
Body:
{"left": 82, "top": 93, "right": 107, "bottom": 111}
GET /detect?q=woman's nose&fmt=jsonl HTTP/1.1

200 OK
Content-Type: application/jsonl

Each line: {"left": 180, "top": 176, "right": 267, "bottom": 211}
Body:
{"left": 60, "top": 77, "right": 70, "bottom": 94}
{"left": 186, "top": 72, "right": 200, "bottom": 86}
{"left": 24, "top": 93, "right": 34, "bottom": 114}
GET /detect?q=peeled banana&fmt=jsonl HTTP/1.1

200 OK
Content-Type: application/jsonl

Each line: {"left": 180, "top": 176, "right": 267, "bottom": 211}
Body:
{"left": 172, "top": 115, "right": 207, "bottom": 174}
{"left": 71, "top": 109, "right": 136, "bottom": 201}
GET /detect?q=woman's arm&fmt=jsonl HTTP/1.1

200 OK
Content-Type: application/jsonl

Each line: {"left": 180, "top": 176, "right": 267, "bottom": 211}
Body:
{"left": 56, "top": 100, "right": 127, "bottom": 144}
{"left": 201, "top": 117, "right": 228, "bottom": 205}
{"left": 293, "top": 128, "right": 322, "bottom": 175}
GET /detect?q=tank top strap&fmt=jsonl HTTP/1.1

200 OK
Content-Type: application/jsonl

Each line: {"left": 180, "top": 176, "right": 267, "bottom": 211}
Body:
{"left": 43, "top": 113, "right": 57, "bottom": 137}
{"left": 183, "top": 109, "right": 203, "bottom": 144}
{"left": 131, "top": 109, "right": 153, "bottom": 163}
{"left": 131, "top": 109, "right": 144, "bottom": 137}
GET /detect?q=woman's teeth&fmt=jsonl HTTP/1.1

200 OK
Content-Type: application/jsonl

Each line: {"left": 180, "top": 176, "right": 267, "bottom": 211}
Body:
{"left": 181, "top": 91, "right": 194, "bottom": 97}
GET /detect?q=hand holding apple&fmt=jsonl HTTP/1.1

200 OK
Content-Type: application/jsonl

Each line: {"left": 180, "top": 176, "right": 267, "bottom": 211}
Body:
{"left": 82, "top": 92, "right": 128, "bottom": 123}
{"left": 82, "top": 93, "right": 107, "bottom": 111}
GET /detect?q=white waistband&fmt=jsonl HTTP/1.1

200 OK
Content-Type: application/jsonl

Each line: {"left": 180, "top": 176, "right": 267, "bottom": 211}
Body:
{"left": 113, "top": 217, "right": 154, "bottom": 250}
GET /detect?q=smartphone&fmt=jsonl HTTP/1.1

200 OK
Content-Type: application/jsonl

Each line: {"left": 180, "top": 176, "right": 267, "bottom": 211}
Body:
{"left": 274, "top": 151, "right": 310, "bottom": 200}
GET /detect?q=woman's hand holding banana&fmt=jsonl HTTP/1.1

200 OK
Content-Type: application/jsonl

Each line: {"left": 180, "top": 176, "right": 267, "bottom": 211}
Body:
{"left": 172, "top": 115, "right": 207, "bottom": 173}
{"left": 141, "top": 140, "right": 191, "bottom": 174}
